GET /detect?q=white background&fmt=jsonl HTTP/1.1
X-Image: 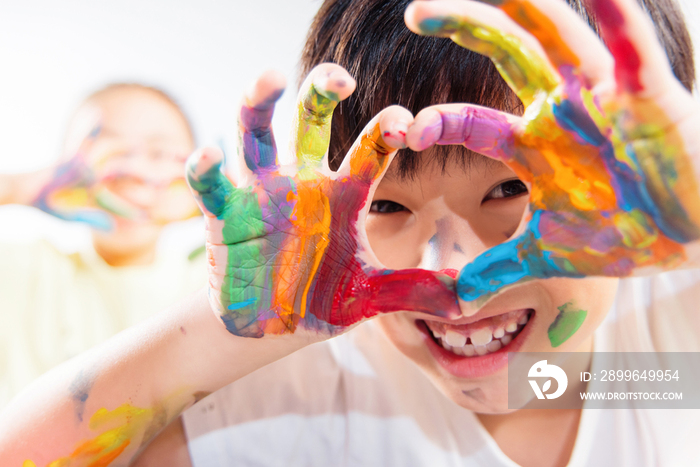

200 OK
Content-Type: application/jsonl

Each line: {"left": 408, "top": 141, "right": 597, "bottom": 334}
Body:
{"left": 0, "top": 0, "right": 699, "bottom": 253}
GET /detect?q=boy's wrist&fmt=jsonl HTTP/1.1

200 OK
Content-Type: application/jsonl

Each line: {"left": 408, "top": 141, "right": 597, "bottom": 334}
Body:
{"left": 175, "top": 288, "right": 310, "bottom": 393}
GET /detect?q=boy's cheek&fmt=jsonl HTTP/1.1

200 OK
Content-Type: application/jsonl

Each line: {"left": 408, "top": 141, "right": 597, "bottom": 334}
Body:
{"left": 374, "top": 277, "right": 619, "bottom": 412}
{"left": 536, "top": 277, "right": 618, "bottom": 351}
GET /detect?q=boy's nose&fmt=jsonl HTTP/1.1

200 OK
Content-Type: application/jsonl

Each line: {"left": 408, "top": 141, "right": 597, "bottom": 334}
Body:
{"left": 417, "top": 215, "right": 490, "bottom": 272}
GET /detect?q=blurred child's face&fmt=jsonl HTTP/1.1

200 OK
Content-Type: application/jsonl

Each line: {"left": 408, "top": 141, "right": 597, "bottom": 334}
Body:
{"left": 368, "top": 150, "right": 618, "bottom": 413}
{"left": 68, "top": 88, "right": 198, "bottom": 228}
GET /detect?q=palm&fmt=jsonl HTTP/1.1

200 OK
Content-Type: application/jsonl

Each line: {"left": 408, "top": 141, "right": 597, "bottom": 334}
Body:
{"left": 406, "top": 0, "right": 700, "bottom": 301}
{"left": 188, "top": 66, "right": 461, "bottom": 338}
{"left": 32, "top": 129, "right": 115, "bottom": 230}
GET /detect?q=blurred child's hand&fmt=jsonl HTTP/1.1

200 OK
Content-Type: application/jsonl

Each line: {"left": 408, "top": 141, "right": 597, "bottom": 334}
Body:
{"left": 186, "top": 64, "right": 461, "bottom": 338}
{"left": 31, "top": 126, "right": 118, "bottom": 230}
{"left": 405, "top": 0, "right": 700, "bottom": 304}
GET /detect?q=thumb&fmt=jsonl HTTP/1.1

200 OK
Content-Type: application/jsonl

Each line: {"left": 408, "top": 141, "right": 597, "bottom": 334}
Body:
{"left": 352, "top": 268, "right": 463, "bottom": 324}
{"left": 186, "top": 146, "right": 235, "bottom": 219}
{"left": 457, "top": 212, "right": 575, "bottom": 307}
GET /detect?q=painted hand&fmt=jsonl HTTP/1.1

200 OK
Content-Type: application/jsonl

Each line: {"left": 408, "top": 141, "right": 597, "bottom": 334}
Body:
{"left": 187, "top": 64, "right": 461, "bottom": 338}
{"left": 405, "top": 0, "right": 700, "bottom": 303}
{"left": 31, "top": 126, "right": 119, "bottom": 230}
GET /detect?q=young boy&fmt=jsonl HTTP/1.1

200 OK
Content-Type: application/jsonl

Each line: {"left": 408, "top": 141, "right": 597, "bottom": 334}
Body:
{"left": 1, "top": 0, "right": 699, "bottom": 466}
{"left": 0, "top": 84, "right": 207, "bottom": 407}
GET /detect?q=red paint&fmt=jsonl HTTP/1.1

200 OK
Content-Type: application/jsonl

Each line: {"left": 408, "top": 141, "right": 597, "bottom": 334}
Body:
{"left": 305, "top": 173, "right": 461, "bottom": 328}
{"left": 440, "top": 268, "right": 459, "bottom": 279}
{"left": 589, "top": 0, "right": 643, "bottom": 92}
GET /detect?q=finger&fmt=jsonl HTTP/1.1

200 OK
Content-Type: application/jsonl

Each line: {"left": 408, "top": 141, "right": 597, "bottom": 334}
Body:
{"left": 186, "top": 147, "right": 236, "bottom": 219}
{"left": 476, "top": 0, "right": 613, "bottom": 87}
{"left": 407, "top": 103, "right": 520, "bottom": 161}
{"left": 588, "top": 0, "right": 675, "bottom": 95}
{"left": 456, "top": 211, "right": 585, "bottom": 308}
{"left": 292, "top": 63, "right": 356, "bottom": 172}
{"left": 335, "top": 105, "right": 413, "bottom": 183}
{"left": 405, "top": 0, "right": 559, "bottom": 106}
{"left": 34, "top": 202, "right": 114, "bottom": 231}
{"left": 336, "top": 269, "right": 463, "bottom": 325}
{"left": 238, "top": 70, "right": 286, "bottom": 178}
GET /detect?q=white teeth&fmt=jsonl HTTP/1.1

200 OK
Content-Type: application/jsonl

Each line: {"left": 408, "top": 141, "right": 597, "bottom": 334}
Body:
{"left": 486, "top": 340, "right": 502, "bottom": 352}
{"left": 463, "top": 344, "right": 476, "bottom": 357}
{"left": 470, "top": 328, "right": 493, "bottom": 346}
{"left": 431, "top": 310, "right": 531, "bottom": 357}
{"left": 445, "top": 329, "right": 467, "bottom": 347}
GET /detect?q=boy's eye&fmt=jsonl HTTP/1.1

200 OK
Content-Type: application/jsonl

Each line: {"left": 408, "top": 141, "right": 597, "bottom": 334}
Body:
{"left": 369, "top": 200, "right": 407, "bottom": 214}
{"left": 484, "top": 179, "right": 528, "bottom": 201}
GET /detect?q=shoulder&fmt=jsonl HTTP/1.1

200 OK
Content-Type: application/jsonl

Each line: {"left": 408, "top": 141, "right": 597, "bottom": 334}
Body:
{"left": 605, "top": 270, "right": 700, "bottom": 351}
{"left": 0, "top": 239, "right": 72, "bottom": 286}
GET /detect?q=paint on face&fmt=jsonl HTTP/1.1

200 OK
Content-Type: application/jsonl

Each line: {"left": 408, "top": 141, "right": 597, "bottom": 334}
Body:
{"left": 425, "top": 218, "right": 455, "bottom": 270}
{"left": 548, "top": 302, "right": 587, "bottom": 348}
{"left": 417, "top": 2, "right": 700, "bottom": 302}
{"left": 24, "top": 403, "right": 161, "bottom": 467}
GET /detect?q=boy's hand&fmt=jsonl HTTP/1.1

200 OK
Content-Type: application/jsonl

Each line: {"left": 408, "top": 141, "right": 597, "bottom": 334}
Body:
{"left": 187, "top": 64, "right": 461, "bottom": 338}
{"left": 405, "top": 0, "right": 700, "bottom": 304}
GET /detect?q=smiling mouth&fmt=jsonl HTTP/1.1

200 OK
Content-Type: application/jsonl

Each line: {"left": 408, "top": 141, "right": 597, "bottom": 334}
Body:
{"left": 420, "top": 308, "right": 533, "bottom": 358}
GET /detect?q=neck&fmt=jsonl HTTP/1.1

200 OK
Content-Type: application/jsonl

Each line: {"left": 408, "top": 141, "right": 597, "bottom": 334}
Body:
{"left": 91, "top": 223, "right": 161, "bottom": 267}
{"left": 476, "top": 336, "right": 593, "bottom": 467}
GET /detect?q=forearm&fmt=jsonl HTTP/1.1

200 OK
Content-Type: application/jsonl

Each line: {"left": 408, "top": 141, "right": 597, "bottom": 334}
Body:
{"left": 0, "top": 288, "right": 307, "bottom": 466}
{"left": 0, "top": 168, "right": 54, "bottom": 206}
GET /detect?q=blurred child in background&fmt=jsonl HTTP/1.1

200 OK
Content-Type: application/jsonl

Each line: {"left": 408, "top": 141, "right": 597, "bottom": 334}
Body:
{"left": 0, "top": 83, "right": 207, "bottom": 407}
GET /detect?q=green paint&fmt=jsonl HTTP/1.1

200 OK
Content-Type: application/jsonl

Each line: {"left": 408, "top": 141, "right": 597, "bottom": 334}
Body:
{"left": 296, "top": 84, "right": 340, "bottom": 171}
{"left": 548, "top": 302, "right": 587, "bottom": 348}
{"left": 187, "top": 244, "right": 206, "bottom": 261}
{"left": 417, "top": 15, "right": 558, "bottom": 106}
{"left": 94, "top": 187, "right": 138, "bottom": 219}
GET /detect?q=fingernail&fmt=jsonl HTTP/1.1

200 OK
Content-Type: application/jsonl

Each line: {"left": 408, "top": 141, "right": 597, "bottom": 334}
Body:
{"left": 383, "top": 121, "right": 409, "bottom": 149}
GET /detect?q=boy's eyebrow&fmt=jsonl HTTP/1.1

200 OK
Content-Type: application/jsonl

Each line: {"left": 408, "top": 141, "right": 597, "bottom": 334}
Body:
{"left": 387, "top": 148, "right": 504, "bottom": 182}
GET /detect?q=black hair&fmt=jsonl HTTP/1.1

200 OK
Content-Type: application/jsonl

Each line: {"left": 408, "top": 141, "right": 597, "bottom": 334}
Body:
{"left": 300, "top": 0, "right": 695, "bottom": 177}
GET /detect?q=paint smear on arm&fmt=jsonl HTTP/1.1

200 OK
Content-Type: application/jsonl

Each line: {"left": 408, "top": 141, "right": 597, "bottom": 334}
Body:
{"left": 24, "top": 403, "right": 161, "bottom": 467}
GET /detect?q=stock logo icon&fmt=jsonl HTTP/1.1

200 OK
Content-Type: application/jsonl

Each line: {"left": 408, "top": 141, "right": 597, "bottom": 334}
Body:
{"left": 528, "top": 360, "right": 568, "bottom": 400}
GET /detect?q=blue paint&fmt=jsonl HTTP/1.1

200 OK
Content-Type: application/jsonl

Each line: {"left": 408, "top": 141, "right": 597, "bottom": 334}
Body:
{"left": 554, "top": 94, "right": 699, "bottom": 243}
{"left": 418, "top": 18, "right": 453, "bottom": 35}
{"left": 68, "top": 369, "right": 95, "bottom": 423}
{"left": 457, "top": 211, "right": 583, "bottom": 301}
{"left": 552, "top": 99, "right": 606, "bottom": 146}
{"left": 227, "top": 297, "right": 259, "bottom": 310}
{"left": 186, "top": 156, "right": 235, "bottom": 219}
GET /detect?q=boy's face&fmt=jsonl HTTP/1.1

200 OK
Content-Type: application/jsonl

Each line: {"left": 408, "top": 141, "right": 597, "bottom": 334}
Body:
{"left": 68, "top": 88, "right": 198, "bottom": 228}
{"left": 367, "top": 150, "right": 618, "bottom": 413}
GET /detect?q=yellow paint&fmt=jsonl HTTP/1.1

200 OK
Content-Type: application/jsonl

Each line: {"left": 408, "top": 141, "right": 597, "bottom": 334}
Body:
{"left": 24, "top": 403, "right": 157, "bottom": 467}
